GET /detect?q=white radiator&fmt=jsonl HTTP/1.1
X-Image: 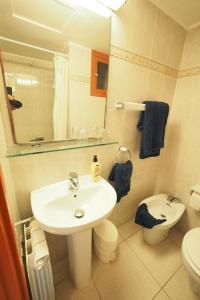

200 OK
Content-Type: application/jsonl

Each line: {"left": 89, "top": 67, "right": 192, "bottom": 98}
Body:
{"left": 24, "top": 220, "right": 55, "bottom": 300}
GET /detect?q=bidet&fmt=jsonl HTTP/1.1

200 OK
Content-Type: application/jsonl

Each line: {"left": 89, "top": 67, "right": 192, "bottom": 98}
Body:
{"left": 140, "top": 194, "right": 185, "bottom": 244}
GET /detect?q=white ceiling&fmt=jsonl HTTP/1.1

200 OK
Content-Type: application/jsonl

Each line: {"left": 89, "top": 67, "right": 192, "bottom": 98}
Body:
{"left": 150, "top": 0, "right": 200, "bottom": 30}
{"left": 0, "top": 0, "right": 110, "bottom": 56}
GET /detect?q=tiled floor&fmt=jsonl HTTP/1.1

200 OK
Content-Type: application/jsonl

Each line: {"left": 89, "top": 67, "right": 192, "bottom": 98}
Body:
{"left": 55, "top": 221, "right": 199, "bottom": 300}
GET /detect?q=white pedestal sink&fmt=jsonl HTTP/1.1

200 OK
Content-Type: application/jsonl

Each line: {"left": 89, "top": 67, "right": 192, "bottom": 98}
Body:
{"left": 31, "top": 175, "right": 117, "bottom": 289}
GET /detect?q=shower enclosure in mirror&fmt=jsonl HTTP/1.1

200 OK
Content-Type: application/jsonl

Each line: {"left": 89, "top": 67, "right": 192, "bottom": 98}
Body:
{"left": 0, "top": 0, "right": 111, "bottom": 144}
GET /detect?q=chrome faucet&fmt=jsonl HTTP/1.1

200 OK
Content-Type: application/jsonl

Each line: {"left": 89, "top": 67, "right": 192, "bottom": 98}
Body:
{"left": 68, "top": 172, "right": 79, "bottom": 190}
{"left": 167, "top": 194, "right": 176, "bottom": 203}
{"left": 166, "top": 194, "right": 180, "bottom": 206}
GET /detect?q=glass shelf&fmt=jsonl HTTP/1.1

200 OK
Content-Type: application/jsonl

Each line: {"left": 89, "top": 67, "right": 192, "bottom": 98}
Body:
{"left": 6, "top": 138, "right": 118, "bottom": 158}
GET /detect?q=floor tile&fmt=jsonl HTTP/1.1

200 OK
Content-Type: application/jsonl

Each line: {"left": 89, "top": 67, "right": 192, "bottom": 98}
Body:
{"left": 117, "top": 233, "right": 123, "bottom": 244}
{"left": 118, "top": 220, "right": 141, "bottom": 241}
{"left": 168, "top": 228, "right": 184, "bottom": 247}
{"left": 153, "top": 290, "right": 170, "bottom": 300}
{"left": 93, "top": 241, "right": 160, "bottom": 300}
{"left": 126, "top": 231, "right": 182, "bottom": 286}
{"left": 55, "top": 277, "right": 100, "bottom": 300}
{"left": 164, "top": 266, "right": 200, "bottom": 300}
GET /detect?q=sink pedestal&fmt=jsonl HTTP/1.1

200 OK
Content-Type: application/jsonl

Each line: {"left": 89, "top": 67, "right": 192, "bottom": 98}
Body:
{"left": 67, "top": 229, "right": 92, "bottom": 289}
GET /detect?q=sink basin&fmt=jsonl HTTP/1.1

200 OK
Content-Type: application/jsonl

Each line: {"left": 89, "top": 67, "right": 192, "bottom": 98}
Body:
{"left": 31, "top": 175, "right": 117, "bottom": 235}
{"left": 31, "top": 175, "right": 117, "bottom": 289}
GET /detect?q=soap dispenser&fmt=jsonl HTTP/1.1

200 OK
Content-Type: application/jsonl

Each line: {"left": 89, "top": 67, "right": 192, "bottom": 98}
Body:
{"left": 91, "top": 155, "right": 101, "bottom": 182}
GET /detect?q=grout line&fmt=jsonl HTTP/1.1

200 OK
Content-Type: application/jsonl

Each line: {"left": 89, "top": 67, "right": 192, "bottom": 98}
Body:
{"left": 161, "top": 264, "right": 182, "bottom": 289}
{"left": 162, "top": 288, "right": 172, "bottom": 300}
{"left": 152, "top": 288, "right": 172, "bottom": 300}
{"left": 122, "top": 228, "right": 141, "bottom": 241}
{"left": 168, "top": 235, "right": 183, "bottom": 248}
{"left": 151, "top": 288, "right": 163, "bottom": 300}
{"left": 118, "top": 229, "right": 141, "bottom": 244}
{"left": 91, "top": 253, "right": 103, "bottom": 300}
{"left": 54, "top": 276, "right": 68, "bottom": 288}
{"left": 124, "top": 238, "right": 163, "bottom": 287}
{"left": 117, "top": 220, "right": 141, "bottom": 240}
{"left": 93, "top": 280, "right": 103, "bottom": 300}
{"left": 124, "top": 234, "right": 183, "bottom": 290}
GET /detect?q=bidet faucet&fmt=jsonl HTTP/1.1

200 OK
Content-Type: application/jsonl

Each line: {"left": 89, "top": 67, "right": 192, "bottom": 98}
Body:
{"left": 68, "top": 172, "right": 79, "bottom": 190}
{"left": 167, "top": 194, "right": 176, "bottom": 203}
{"left": 166, "top": 194, "right": 180, "bottom": 206}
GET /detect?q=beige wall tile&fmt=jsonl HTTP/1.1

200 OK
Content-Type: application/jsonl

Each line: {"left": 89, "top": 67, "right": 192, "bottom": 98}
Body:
{"left": 154, "top": 71, "right": 200, "bottom": 232}
{"left": 180, "top": 26, "right": 200, "bottom": 70}
{"left": 145, "top": 70, "right": 165, "bottom": 99}
{"left": 160, "top": 75, "right": 177, "bottom": 104}
{"left": 151, "top": 10, "right": 173, "bottom": 66}
{"left": 107, "top": 56, "right": 150, "bottom": 109}
{"left": 167, "top": 21, "right": 186, "bottom": 70}
{"left": 111, "top": 0, "right": 158, "bottom": 58}
{"left": 151, "top": 9, "right": 185, "bottom": 69}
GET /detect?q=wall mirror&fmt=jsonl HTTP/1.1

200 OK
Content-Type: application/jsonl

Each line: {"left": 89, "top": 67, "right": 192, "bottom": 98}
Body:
{"left": 0, "top": 0, "right": 111, "bottom": 145}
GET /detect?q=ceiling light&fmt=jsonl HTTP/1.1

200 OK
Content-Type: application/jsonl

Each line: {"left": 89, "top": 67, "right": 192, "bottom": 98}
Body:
{"left": 57, "top": 0, "right": 112, "bottom": 18}
{"left": 16, "top": 78, "right": 39, "bottom": 86}
{"left": 98, "top": 0, "right": 126, "bottom": 11}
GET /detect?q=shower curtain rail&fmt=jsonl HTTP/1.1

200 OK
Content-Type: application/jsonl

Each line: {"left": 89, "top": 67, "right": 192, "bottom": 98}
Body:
{"left": 115, "top": 102, "right": 145, "bottom": 111}
{"left": 0, "top": 36, "right": 68, "bottom": 58}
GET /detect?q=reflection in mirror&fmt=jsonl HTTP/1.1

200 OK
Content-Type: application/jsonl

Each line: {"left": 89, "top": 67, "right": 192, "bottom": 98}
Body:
{"left": 97, "top": 62, "right": 108, "bottom": 90}
{"left": 0, "top": 0, "right": 111, "bottom": 144}
{"left": 91, "top": 50, "right": 109, "bottom": 98}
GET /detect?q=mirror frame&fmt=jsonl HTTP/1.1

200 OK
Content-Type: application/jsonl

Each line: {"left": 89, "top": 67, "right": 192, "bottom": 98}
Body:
{"left": 0, "top": 50, "right": 17, "bottom": 144}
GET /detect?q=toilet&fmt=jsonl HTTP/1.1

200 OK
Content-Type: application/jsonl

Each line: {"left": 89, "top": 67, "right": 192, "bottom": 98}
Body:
{"left": 139, "top": 194, "right": 185, "bottom": 244}
{"left": 182, "top": 228, "right": 200, "bottom": 296}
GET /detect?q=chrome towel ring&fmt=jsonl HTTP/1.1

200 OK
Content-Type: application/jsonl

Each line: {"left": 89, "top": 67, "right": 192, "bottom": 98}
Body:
{"left": 118, "top": 146, "right": 132, "bottom": 160}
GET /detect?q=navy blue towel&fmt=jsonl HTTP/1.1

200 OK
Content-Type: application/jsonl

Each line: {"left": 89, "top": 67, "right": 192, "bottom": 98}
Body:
{"left": 137, "top": 101, "right": 169, "bottom": 159}
{"left": 135, "top": 203, "right": 166, "bottom": 229}
{"left": 108, "top": 160, "right": 133, "bottom": 202}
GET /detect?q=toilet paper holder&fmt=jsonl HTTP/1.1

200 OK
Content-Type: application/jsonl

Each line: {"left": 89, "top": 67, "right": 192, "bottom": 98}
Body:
{"left": 190, "top": 184, "right": 200, "bottom": 195}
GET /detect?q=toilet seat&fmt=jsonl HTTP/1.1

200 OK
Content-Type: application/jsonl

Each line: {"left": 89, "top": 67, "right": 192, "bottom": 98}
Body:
{"left": 182, "top": 227, "right": 200, "bottom": 276}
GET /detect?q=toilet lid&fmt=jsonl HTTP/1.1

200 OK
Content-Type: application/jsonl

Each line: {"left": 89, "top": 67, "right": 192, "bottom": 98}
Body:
{"left": 183, "top": 227, "right": 200, "bottom": 272}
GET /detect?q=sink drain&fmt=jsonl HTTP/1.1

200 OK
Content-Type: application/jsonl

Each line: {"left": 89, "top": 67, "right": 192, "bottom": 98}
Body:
{"left": 160, "top": 213, "right": 166, "bottom": 218}
{"left": 74, "top": 209, "right": 84, "bottom": 218}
